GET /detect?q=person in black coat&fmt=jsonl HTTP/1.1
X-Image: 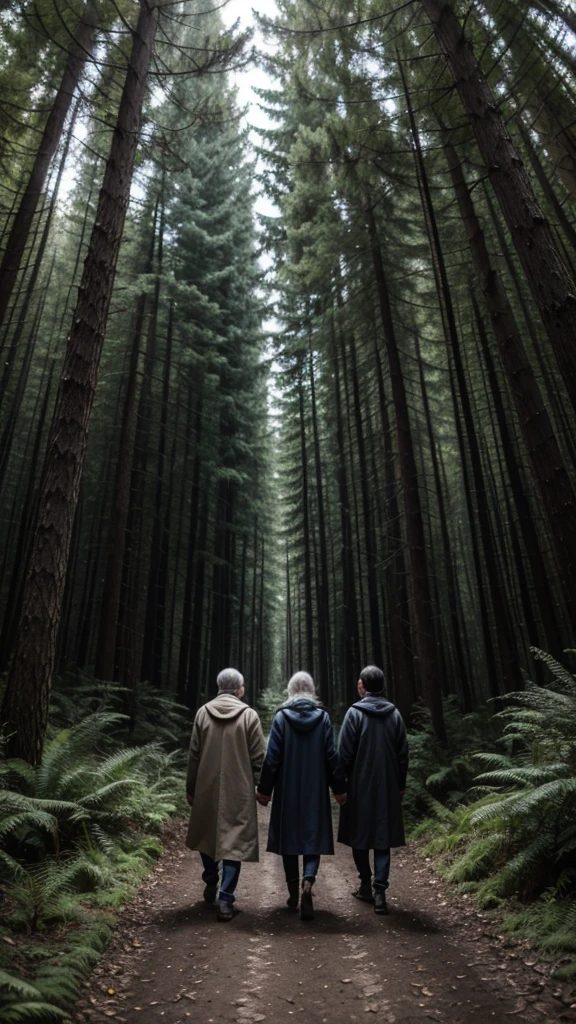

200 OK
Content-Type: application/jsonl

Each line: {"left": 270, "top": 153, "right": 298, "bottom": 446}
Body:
{"left": 338, "top": 665, "right": 409, "bottom": 916}
{"left": 257, "top": 671, "right": 347, "bottom": 921}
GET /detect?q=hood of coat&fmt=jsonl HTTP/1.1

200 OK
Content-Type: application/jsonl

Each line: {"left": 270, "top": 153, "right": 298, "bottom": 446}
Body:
{"left": 205, "top": 694, "right": 249, "bottom": 720}
{"left": 353, "top": 695, "right": 397, "bottom": 717}
{"left": 280, "top": 697, "right": 324, "bottom": 733}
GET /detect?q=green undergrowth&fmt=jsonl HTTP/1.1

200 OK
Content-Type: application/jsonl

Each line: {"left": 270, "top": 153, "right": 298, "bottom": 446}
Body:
{"left": 407, "top": 648, "right": 576, "bottom": 981}
{"left": 0, "top": 685, "right": 189, "bottom": 1022}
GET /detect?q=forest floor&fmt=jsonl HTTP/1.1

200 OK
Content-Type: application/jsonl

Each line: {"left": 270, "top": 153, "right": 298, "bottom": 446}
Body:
{"left": 73, "top": 811, "right": 575, "bottom": 1024}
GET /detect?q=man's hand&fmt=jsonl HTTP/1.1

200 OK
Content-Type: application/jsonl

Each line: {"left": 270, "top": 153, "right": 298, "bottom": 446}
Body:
{"left": 334, "top": 792, "right": 347, "bottom": 806}
{"left": 256, "top": 792, "right": 270, "bottom": 807}
{"left": 186, "top": 794, "right": 193, "bottom": 806}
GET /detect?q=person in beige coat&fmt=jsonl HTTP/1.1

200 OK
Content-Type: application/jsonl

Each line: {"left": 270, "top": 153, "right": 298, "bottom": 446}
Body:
{"left": 186, "top": 667, "right": 266, "bottom": 921}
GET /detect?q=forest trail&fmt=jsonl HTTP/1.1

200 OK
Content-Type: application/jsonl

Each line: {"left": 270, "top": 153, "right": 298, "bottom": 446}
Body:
{"left": 73, "top": 812, "right": 570, "bottom": 1024}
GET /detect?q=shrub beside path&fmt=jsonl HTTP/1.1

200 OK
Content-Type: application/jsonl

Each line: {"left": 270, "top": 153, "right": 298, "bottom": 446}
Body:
{"left": 73, "top": 811, "right": 575, "bottom": 1024}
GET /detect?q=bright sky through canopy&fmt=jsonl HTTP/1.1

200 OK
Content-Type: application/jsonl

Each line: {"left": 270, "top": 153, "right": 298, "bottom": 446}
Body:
{"left": 222, "top": 0, "right": 280, "bottom": 223}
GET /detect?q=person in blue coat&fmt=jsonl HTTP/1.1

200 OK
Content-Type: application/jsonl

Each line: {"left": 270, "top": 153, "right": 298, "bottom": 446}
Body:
{"left": 338, "top": 665, "right": 409, "bottom": 916}
{"left": 257, "top": 671, "right": 346, "bottom": 921}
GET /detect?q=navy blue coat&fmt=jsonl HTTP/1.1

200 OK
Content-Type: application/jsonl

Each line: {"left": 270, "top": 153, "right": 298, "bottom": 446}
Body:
{"left": 337, "top": 695, "right": 409, "bottom": 850}
{"left": 258, "top": 699, "right": 346, "bottom": 855}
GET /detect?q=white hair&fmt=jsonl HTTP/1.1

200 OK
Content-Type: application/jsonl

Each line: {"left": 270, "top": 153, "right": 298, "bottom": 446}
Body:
{"left": 287, "top": 671, "right": 316, "bottom": 699}
{"left": 217, "top": 668, "right": 244, "bottom": 694}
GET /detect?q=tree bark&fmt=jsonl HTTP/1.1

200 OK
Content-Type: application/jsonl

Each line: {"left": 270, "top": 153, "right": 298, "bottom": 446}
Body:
{"left": 442, "top": 134, "right": 576, "bottom": 632}
{"left": 419, "top": 0, "right": 576, "bottom": 411}
{"left": 298, "top": 363, "right": 315, "bottom": 676}
{"left": 0, "top": 0, "right": 158, "bottom": 765}
{"left": 0, "top": 1, "right": 99, "bottom": 330}
{"left": 363, "top": 193, "right": 446, "bottom": 743}
{"left": 94, "top": 203, "right": 158, "bottom": 682}
{"left": 329, "top": 311, "right": 360, "bottom": 701}
{"left": 348, "top": 328, "right": 385, "bottom": 671}
{"left": 308, "top": 337, "right": 333, "bottom": 705}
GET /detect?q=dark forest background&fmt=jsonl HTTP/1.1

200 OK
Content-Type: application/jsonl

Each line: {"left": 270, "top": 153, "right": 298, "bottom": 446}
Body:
{"left": 1, "top": 0, "right": 576, "bottom": 1017}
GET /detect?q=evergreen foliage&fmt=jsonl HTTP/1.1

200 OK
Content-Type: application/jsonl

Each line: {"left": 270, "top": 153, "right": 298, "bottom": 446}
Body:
{"left": 406, "top": 650, "right": 576, "bottom": 975}
{"left": 0, "top": 701, "right": 182, "bottom": 1021}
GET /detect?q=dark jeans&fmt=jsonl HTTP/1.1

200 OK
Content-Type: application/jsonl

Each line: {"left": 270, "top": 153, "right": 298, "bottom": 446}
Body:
{"left": 352, "top": 848, "right": 391, "bottom": 892}
{"left": 200, "top": 853, "right": 241, "bottom": 904}
{"left": 282, "top": 854, "right": 321, "bottom": 884}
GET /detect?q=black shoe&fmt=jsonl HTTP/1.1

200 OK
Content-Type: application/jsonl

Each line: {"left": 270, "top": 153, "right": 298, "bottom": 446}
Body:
{"left": 287, "top": 880, "right": 299, "bottom": 909}
{"left": 374, "top": 892, "right": 388, "bottom": 915}
{"left": 300, "top": 880, "right": 314, "bottom": 921}
{"left": 203, "top": 881, "right": 217, "bottom": 904}
{"left": 353, "top": 884, "right": 374, "bottom": 904}
{"left": 217, "top": 900, "right": 234, "bottom": 922}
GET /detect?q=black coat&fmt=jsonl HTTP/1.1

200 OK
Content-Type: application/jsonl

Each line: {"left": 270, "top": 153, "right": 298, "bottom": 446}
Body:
{"left": 258, "top": 698, "right": 346, "bottom": 855}
{"left": 337, "top": 695, "right": 409, "bottom": 850}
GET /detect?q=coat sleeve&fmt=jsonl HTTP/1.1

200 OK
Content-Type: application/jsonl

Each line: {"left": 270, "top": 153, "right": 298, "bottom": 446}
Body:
{"left": 186, "top": 710, "right": 204, "bottom": 798}
{"left": 257, "top": 712, "right": 284, "bottom": 796}
{"left": 338, "top": 707, "right": 361, "bottom": 778}
{"left": 395, "top": 711, "right": 409, "bottom": 790}
{"left": 324, "top": 714, "right": 347, "bottom": 794}
{"left": 247, "top": 710, "right": 267, "bottom": 786}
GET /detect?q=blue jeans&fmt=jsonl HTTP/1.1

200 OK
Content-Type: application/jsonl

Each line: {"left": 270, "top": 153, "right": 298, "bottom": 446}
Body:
{"left": 352, "top": 848, "right": 391, "bottom": 892}
{"left": 282, "top": 854, "right": 321, "bottom": 883}
{"left": 200, "top": 853, "right": 241, "bottom": 904}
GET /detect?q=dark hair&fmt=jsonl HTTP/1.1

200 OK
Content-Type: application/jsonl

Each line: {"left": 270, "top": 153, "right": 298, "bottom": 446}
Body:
{"left": 360, "top": 665, "right": 386, "bottom": 694}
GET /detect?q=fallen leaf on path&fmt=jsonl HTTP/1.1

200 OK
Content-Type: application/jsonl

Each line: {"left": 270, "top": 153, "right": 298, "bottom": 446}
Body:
{"left": 341, "top": 979, "right": 352, "bottom": 984}
{"left": 422, "top": 988, "right": 434, "bottom": 997}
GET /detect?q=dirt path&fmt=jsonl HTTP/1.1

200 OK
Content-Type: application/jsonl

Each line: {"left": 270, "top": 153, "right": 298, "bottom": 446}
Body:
{"left": 74, "top": 811, "right": 574, "bottom": 1024}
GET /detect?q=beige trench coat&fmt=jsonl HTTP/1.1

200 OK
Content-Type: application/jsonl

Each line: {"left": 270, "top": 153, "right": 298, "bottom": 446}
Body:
{"left": 185, "top": 693, "right": 266, "bottom": 862}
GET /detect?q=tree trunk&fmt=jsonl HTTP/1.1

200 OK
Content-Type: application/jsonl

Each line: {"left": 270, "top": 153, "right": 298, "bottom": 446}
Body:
{"left": 441, "top": 133, "right": 576, "bottom": 632}
{"left": 404, "top": 87, "right": 522, "bottom": 691}
{"left": 0, "top": 0, "right": 158, "bottom": 765}
{"left": 0, "top": 1, "right": 98, "bottom": 330}
{"left": 308, "top": 337, "right": 333, "bottom": 704}
{"left": 517, "top": 117, "right": 576, "bottom": 259}
{"left": 363, "top": 193, "right": 446, "bottom": 743}
{"left": 142, "top": 287, "right": 173, "bottom": 687}
{"left": 348, "top": 329, "right": 384, "bottom": 670}
{"left": 94, "top": 203, "right": 158, "bottom": 682}
{"left": 329, "top": 310, "right": 360, "bottom": 700}
{"left": 367, "top": 304, "right": 416, "bottom": 719}
{"left": 420, "top": 0, "right": 576, "bottom": 411}
{"left": 298, "top": 364, "right": 315, "bottom": 675}
{"left": 177, "top": 392, "right": 203, "bottom": 700}
{"left": 471, "top": 292, "right": 568, "bottom": 650}
{"left": 415, "top": 333, "right": 472, "bottom": 708}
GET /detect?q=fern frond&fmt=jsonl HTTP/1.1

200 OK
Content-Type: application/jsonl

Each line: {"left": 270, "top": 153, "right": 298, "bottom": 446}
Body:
{"left": 1, "top": 1001, "right": 69, "bottom": 1021}
{"left": 529, "top": 648, "right": 576, "bottom": 692}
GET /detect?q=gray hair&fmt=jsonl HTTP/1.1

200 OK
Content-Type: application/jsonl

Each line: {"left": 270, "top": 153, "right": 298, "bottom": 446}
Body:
{"left": 287, "top": 671, "right": 316, "bottom": 699}
{"left": 217, "top": 668, "right": 244, "bottom": 694}
{"left": 359, "top": 665, "right": 386, "bottom": 694}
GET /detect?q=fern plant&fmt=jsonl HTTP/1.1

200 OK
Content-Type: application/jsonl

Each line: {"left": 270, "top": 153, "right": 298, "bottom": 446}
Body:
{"left": 0, "top": 970, "right": 68, "bottom": 1022}
{"left": 0, "top": 706, "right": 185, "bottom": 1023}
